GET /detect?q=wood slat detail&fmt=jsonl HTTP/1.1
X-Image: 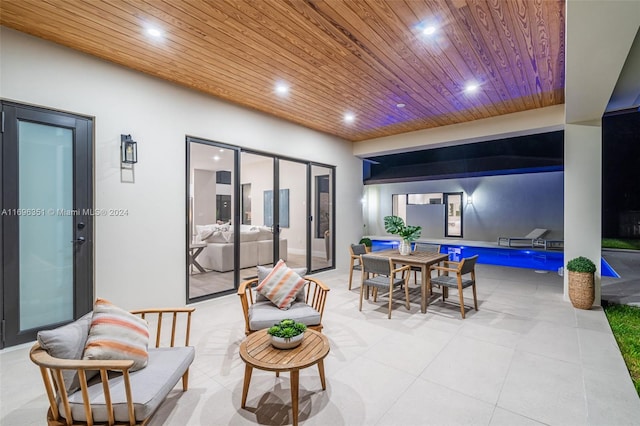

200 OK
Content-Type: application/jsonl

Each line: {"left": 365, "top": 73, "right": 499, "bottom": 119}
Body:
{"left": 0, "top": 0, "right": 565, "bottom": 142}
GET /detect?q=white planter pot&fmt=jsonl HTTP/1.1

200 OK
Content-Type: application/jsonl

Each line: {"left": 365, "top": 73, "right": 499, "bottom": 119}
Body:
{"left": 270, "top": 333, "right": 304, "bottom": 349}
{"left": 399, "top": 239, "right": 411, "bottom": 256}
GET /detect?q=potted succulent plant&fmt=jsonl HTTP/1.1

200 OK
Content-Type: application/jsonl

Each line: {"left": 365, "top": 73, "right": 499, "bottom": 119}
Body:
{"left": 566, "top": 256, "right": 596, "bottom": 310}
{"left": 359, "top": 237, "right": 373, "bottom": 252}
{"left": 267, "top": 319, "right": 307, "bottom": 349}
{"left": 383, "top": 215, "right": 422, "bottom": 255}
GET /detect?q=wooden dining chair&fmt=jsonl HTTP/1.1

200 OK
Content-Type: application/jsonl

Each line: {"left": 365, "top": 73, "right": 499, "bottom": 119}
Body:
{"left": 359, "top": 254, "right": 410, "bottom": 319}
{"left": 411, "top": 243, "right": 441, "bottom": 284}
{"left": 348, "top": 244, "right": 368, "bottom": 290}
{"left": 429, "top": 255, "right": 479, "bottom": 319}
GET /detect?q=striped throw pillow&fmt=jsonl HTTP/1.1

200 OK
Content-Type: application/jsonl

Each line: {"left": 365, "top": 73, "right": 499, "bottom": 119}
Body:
{"left": 83, "top": 298, "right": 149, "bottom": 371}
{"left": 256, "top": 259, "right": 307, "bottom": 310}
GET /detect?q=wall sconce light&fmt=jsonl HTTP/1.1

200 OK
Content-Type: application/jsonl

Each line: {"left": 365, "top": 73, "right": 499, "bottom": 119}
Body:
{"left": 121, "top": 134, "right": 138, "bottom": 164}
{"left": 467, "top": 195, "right": 473, "bottom": 205}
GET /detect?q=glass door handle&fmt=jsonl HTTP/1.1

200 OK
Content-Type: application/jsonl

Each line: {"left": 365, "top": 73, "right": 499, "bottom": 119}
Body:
{"left": 71, "top": 236, "right": 86, "bottom": 244}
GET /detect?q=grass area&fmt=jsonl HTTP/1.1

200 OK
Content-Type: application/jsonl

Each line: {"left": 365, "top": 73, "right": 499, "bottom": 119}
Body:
{"left": 602, "top": 238, "right": 640, "bottom": 250}
{"left": 604, "top": 303, "right": 640, "bottom": 396}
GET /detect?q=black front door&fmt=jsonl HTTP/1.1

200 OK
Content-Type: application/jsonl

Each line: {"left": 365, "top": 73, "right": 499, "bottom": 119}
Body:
{"left": 1, "top": 101, "right": 94, "bottom": 348}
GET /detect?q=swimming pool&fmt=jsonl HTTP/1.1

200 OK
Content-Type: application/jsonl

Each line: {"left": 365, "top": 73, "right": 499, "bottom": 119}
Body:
{"left": 370, "top": 240, "right": 619, "bottom": 278}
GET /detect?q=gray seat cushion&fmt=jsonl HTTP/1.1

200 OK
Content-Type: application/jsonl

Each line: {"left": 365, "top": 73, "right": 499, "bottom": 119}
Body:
{"left": 249, "top": 300, "right": 321, "bottom": 331}
{"left": 63, "top": 346, "right": 195, "bottom": 422}
{"left": 430, "top": 276, "right": 474, "bottom": 289}
{"left": 363, "top": 275, "right": 405, "bottom": 289}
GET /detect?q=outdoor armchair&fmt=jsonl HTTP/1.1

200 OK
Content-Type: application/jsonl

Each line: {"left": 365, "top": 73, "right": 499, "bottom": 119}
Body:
{"left": 360, "top": 254, "right": 410, "bottom": 319}
{"left": 238, "top": 276, "right": 329, "bottom": 335}
{"left": 30, "top": 306, "right": 195, "bottom": 426}
{"left": 429, "top": 255, "right": 479, "bottom": 319}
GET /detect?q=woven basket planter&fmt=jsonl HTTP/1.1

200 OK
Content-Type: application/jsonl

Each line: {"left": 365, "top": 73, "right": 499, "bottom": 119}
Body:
{"left": 568, "top": 270, "right": 595, "bottom": 310}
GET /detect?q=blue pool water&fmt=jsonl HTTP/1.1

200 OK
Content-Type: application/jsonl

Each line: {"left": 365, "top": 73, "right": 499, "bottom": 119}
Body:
{"left": 371, "top": 240, "right": 619, "bottom": 278}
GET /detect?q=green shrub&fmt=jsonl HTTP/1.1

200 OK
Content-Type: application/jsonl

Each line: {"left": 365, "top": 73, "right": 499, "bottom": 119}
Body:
{"left": 566, "top": 256, "right": 596, "bottom": 273}
{"left": 267, "top": 319, "right": 307, "bottom": 338}
{"left": 359, "top": 237, "right": 372, "bottom": 247}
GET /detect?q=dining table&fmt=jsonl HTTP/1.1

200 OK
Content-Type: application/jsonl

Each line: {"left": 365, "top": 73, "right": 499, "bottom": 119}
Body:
{"left": 368, "top": 248, "right": 449, "bottom": 313}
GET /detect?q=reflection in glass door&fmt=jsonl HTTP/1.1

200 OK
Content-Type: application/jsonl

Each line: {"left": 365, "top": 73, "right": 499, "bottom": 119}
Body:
{"left": 187, "top": 141, "right": 237, "bottom": 300}
{"left": 240, "top": 152, "right": 275, "bottom": 276}
{"left": 279, "top": 159, "right": 307, "bottom": 270}
{"left": 311, "top": 165, "right": 333, "bottom": 272}
{"left": 187, "top": 137, "right": 335, "bottom": 302}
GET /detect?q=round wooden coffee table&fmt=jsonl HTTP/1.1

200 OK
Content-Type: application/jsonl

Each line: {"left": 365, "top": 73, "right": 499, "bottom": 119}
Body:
{"left": 239, "top": 328, "right": 330, "bottom": 425}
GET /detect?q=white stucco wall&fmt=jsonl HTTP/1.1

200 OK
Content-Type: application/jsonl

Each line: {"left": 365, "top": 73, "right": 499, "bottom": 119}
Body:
{"left": 363, "top": 171, "right": 564, "bottom": 243}
{"left": 0, "top": 28, "right": 362, "bottom": 309}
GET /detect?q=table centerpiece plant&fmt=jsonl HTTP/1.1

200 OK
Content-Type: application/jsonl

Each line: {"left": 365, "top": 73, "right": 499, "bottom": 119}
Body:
{"left": 267, "top": 319, "right": 307, "bottom": 349}
{"left": 384, "top": 215, "right": 422, "bottom": 255}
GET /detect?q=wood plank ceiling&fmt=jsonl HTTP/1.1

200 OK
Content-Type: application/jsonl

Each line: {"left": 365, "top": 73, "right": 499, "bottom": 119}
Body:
{"left": 0, "top": 0, "right": 565, "bottom": 142}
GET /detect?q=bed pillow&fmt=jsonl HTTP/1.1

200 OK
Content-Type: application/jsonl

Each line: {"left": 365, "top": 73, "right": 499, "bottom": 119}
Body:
{"left": 83, "top": 298, "right": 149, "bottom": 371}
{"left": 37, "top": 312, "right": 95, "bottom": 393}
{"left": 256, "top": 260, "right": 307, "bottom": 310}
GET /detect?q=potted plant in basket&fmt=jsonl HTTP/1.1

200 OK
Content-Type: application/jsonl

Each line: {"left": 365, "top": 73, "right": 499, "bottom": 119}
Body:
{"left": 359, "top": 237, "right": 373, "bottom": 252}
{"left": 384, "top": 215, "right": 422, "bottom": 256}
{"left": 267, "top": 319, "right": 307, "bottom": 349}
{"left": 566, "top": 256, "right": 596, "bottom": 310}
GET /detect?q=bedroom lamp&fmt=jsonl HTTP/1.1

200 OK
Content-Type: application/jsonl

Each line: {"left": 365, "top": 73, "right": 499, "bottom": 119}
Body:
{"left": 121, "top": 134, "right": 138, "bottom": 164}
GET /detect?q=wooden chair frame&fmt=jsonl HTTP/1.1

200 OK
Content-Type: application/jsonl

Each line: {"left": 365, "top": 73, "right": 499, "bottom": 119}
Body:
{"left": 360, "top": 256, "right": 411, "bottom": 319}
{"left": 430, "top": 258, "right": 478, "bottom": 319}
{"left": 238, "top": 276, "right": 330, "bottom": 335}
{"left": 30, "top": 307, "right": 195, "bottom": 426}
{"left": 348, "top": 244, "right": 368, "bottom": 290}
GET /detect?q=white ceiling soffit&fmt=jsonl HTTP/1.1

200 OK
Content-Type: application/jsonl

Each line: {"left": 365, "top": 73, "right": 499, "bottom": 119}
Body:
{"left": 565, "top": 0, "right": 640, "bottom": 124}
{"left": 607, "top": 27, "right": 640, "bottom": 112}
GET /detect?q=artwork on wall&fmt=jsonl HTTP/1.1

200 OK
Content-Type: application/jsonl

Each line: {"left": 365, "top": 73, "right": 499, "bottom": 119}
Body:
{"left": 264, "top": 189, "right": 289, "bottom": 228}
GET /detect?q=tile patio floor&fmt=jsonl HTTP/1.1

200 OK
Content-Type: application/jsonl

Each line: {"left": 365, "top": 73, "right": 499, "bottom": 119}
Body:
{"left": 2, "top": 263, "right": 639, "bottom": 425}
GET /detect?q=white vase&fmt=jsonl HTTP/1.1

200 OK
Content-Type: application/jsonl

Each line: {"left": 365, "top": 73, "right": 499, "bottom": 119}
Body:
{"left": 270, "top": 333, "right": 304, "bottom": 349}
{"left": 399, "top": 239, "right": 411, "bottom": 255}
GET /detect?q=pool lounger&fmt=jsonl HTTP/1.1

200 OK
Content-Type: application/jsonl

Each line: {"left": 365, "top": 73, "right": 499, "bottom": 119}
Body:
{"left": 532, "top": 239, "right": 564, "bottom": 250}
{"left": 497, "top": 228, "right": 548, "bottom": 247}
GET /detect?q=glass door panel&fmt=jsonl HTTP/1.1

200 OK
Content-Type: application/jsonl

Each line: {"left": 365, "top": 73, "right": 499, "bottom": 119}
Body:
{"left": 188, "top": 142, "right": 236, "bottom": 300}
{"left": 279, "top": 159, "right": 307, "bottom": 270}
{"left": 311, "top": 165, "right": 333, "bottom": 272}
{"left": 2, "top": 101, "right": 93, "bottom": 348}
{"left": 19, "top": 122, "right": 74, "bottom": 329}
{"left": 444, "top": 192, "right": 463, "bottom": 237}
{"left": 240, "top": 151, "right": 274, "bottom": 275}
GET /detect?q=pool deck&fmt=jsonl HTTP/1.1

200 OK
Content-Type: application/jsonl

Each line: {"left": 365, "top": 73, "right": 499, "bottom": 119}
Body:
{"left": 368, "top": 236, "right": 640, "bottom": 307}
{"left": 6, "top": 260, "right": 640, "bottom": 425}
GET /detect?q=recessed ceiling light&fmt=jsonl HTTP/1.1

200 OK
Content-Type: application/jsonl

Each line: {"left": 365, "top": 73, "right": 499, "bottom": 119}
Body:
{"left": 396, "top": 103, "right": 406, "bottom": 108}
{"left": 344, "top": 113, "right": 355, "bottom": 123}
{"left": 212, "top": 155, "right": 220, "bottom": 161}
{"left": 219, "top": 149, "right": 224, "bottom": 152}
{"left": 275, "top": 83, "right": 289, "bottom": 95}
{"left": 423, "top": 26, "right": 437, "bottom": 35}
{"left": 465, "top": 83, "right": 479, "bottom": 93}
{"left": 146, "top": 27, "right": 162, "bottom": 38}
